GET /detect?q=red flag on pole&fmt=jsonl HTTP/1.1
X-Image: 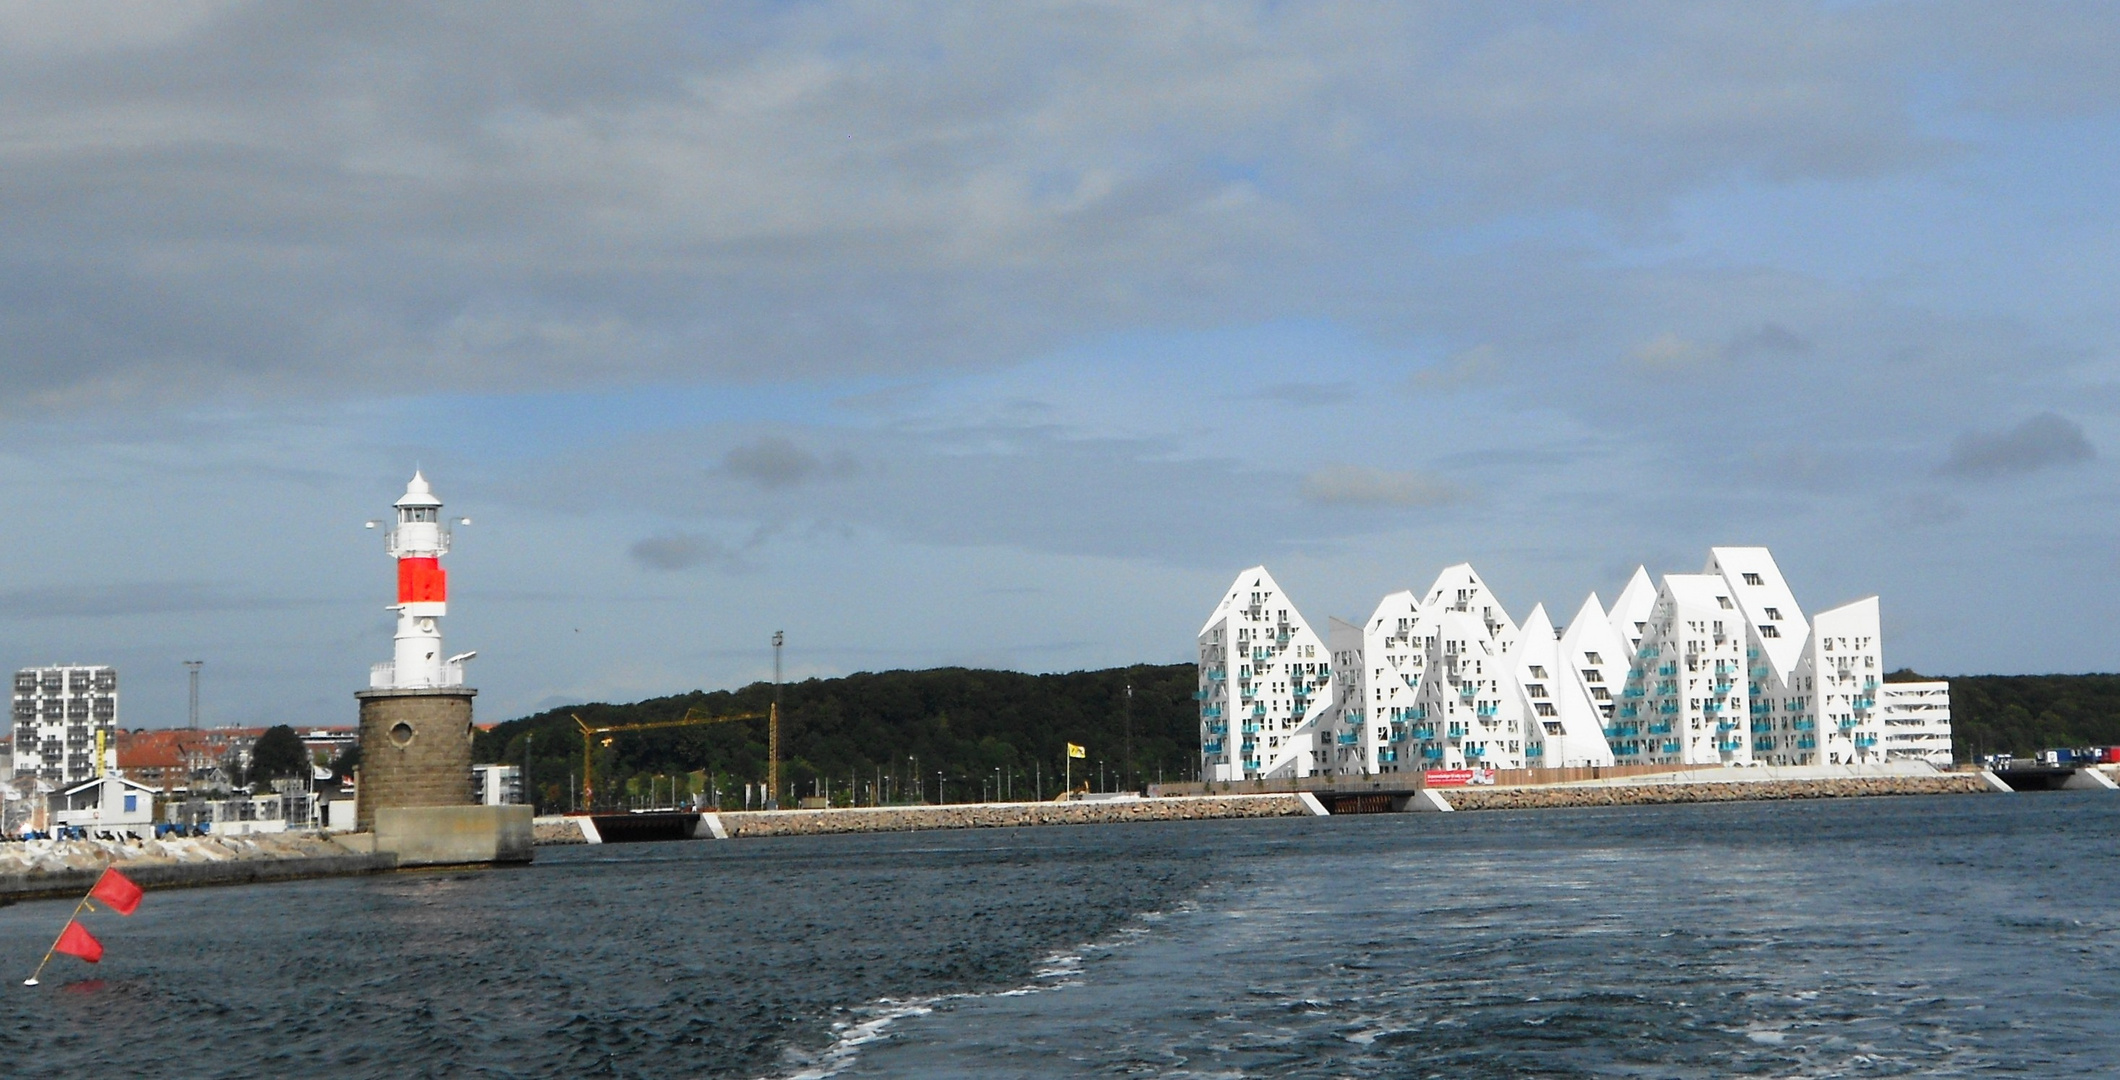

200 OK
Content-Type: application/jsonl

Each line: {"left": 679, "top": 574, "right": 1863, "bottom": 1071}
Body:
{"left": 88, "top": 867, "right": 143, "bottom": 916}
{"left": 53, "top": 922, "right": 102, "bottom": 964}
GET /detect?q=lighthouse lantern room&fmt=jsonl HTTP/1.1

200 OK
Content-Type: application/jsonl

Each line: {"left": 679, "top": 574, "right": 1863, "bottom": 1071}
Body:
{"left": 371, "top": 470, "right": 475, "bottom": 689}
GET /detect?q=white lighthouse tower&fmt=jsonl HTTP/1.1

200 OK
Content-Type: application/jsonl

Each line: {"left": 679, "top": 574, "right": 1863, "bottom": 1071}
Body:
{"left": 370, "top": 471, "right": 475, "bottom": 689}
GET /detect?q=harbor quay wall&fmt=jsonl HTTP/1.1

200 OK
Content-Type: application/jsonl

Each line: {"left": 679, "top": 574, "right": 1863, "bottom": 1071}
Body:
{"left": 1442, "top": 772, "right": 1993, "bottom": 811}
{"left": 535, "top": 772, "right": 2010, "bottom": 844}
{"left": 0, "top": 835, "right": 400, "bottom": 903}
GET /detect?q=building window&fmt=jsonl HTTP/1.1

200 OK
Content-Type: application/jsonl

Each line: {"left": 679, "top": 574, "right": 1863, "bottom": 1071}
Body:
{"left": 1761, "top": 625, "right": 1779, "bottom": 638}
{"left": 1742, "top": 573, "right": 1763, "bottom": 585}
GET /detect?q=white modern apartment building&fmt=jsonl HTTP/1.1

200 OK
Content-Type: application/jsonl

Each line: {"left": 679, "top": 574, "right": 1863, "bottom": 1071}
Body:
{"left": 11, "top": 665, "right": 119, "bottom": 785}
{"left": 1199, "top": 546, "right": 1948, "bottom": 781}
{"left": 1197, "top": 567, "right": 1332, "bottom": 781}
{"left": 1876, "top": 680, "right": 1954, "bottom": 765}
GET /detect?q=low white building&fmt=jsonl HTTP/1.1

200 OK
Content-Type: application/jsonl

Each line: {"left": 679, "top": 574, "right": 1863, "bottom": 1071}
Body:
{"left": 474, "top": 763, "right": 523, "bottom": 805}
{"left": 1876, "top": 681, "right": 1954, "bottom": 765}
{"left": 50, "top": 774, "right": 158, "bottom": 839}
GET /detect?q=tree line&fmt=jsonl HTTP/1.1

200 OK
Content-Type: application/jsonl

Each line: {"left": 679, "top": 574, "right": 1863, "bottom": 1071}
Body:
{"left": 1892, "top": 669, "right": 2120, "bottom": 758}
{"left": 472, "top": 664, "right": 1201, "bottom": 812}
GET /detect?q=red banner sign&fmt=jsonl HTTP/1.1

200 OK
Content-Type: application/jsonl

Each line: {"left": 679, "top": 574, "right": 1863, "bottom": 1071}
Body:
{"left": 1423, "top": 768, "right": 1494, "bottom": 787}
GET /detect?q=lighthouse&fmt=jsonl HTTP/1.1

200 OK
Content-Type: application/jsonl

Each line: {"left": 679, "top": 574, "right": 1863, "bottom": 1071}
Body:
{"left": 371, "top": 470, "right": 474, "bottom": 689}
{"left": 356, "top": 470, "right": 492, "bottom": 842}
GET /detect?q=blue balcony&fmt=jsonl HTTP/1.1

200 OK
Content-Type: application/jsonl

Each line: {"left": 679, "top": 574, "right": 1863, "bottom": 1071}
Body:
{"left": 1614, "top": 742, "right": 1640, "bottom": 756}
{"left": 1639, "top": 647, "right": 1659, "bottom": 660}
{"left": 1854, "top": 734, "right": 1879, "bottom": 748}
{"left": 1792, "top": 719, "right": 1816, "bottom": 731}
{"left": 1203, "top": 739, "right": 1224, "bottom": 754}
{"left": 1475, "top": 704, "right": 1497, "bottom": 717}
{"left": 1657, "top": 664, "right": 1677, "bottom": 677}
{"left": 1446, "top": 724, "right": 1467, "bottom": 739}
{"left": 1411, "top": 724, "right": 1436, "bottom": 739}
{"left": 1379, "top": 749, "right": 1398, "bottom": 763}
{"left": 1838, "top": 718, "right": 1859, "bottom": 731}
{"left": 1458, "top": 684, "right": 1477, "bottom": 699}
{"left": 1464, "top": 745, "right": 1485, "bottom": 758}
{"left": 1796, "top": 736, "right": 1817, "bottom": 749}
{"left": 1337, "top": 732, "right": 1360, "bottom": 746}
{"left": 1750, "top": 721, "right": 1772, "bottom": 734}
{"left": 1206, "top": 669, "right": 1225, "bottom": 681}
{"left": 1421, "top": 746, "right": 1444, "bottom": 760}
{"left": 1526, "top": 744, "right": 1543, "bottom": 757}
{"left": 1647, "top": 722, "right": 1672, "bottom": 735}
{"left": 1205, "top": 722, "right": 1227, "bottom": 736}
{"left": 1852, "top": 697, "right": 1874, "bottom": 710}
{"left": 1618, "top": 704, "right": 1639, "bottom": 719}
{"left": 1716, "top": 721, "right": 1738, "bottom": 733}
{"left": 1622, "top": 686, "right": 1646, "bottom": 699}
{"left": 1716, "top": 738, "right": 1741, "bottom": 751}
{"left": 1241, "top": 722, "right": 1262, "bottom": 734}
{"left": 1661, "top": 741, "right": 1682, "bottom": 754}
{"left": 1753, "top": 737, "right": 1774, "bottom": 751}
{"left": 1658, "top": 702, "right": 1678, "bottom": 715}
{"left": 1607, "top": 724, "right": 1640, "bottom": 738}
{"left": 1201, "top": 705, "right": 1223, "bottom": 718}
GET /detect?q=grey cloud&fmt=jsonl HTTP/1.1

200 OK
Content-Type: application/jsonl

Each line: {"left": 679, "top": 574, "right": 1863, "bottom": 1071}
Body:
{"left": 0, "top": 3, "right": 2042, "bottom": 404}
{"left": 1253, "top": 382, "right": 1354, "bottom": 408}
{"left": 1886, "top": 491, "right": 1968, "bottom": 527}
{"left": 0, "top": 582, "right": 322, "bottom": 619}
{"left": 1302, "top": 465, "right": 1464, "bottom": 508}
{"left": 1939, "top": 412, "right": 2095, "bottom": 478}
{"left": 630, "top": 532, "right": 743, "bottom": 572}
{"left": 720, "top": 436, "right": 856, "bottom": 490}
{"left": 1729, "top": 323, "right": 1812, "bottom": 357}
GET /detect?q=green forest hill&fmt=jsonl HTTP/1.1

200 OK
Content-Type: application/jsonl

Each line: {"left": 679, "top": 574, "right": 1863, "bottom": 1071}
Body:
{"left": 473, "top": 664, "right": 1201, "bottom": 813}
{"left": 470, "top": 664, "right": 2120, "bottom": 811}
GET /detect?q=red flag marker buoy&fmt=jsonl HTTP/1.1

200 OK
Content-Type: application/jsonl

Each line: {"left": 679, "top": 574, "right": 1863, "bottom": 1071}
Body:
{"left": 52, "top": 922, "right": 101, "bottom": 964}
{"left": 24, "top": 865, "right": 146, "bottom": 986}
{"left": 88, "top": 868, "right": 142, "bottom": 916}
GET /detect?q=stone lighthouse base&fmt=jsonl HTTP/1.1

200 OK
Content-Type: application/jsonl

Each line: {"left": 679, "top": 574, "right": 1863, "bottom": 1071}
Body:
{"left": 355, "top": 686, "right": 531, "bottom": 866}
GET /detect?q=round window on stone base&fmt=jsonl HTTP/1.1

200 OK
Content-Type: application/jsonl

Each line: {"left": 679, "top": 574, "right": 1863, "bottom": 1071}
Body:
{"left": 389, "top": 721, "right": 415, "bottom": 747}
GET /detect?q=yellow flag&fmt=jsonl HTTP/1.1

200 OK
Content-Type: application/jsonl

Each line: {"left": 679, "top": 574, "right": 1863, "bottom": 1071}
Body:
{"left": 1066, "top": 743, "right": 1086, "bottom": 759}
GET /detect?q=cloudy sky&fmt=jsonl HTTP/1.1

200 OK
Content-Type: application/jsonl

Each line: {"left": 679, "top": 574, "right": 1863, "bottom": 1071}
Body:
{"left": 3, "top": 2, "right": 2117, "bottom": 729}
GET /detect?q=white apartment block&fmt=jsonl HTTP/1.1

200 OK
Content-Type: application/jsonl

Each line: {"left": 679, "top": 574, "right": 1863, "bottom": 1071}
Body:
{"left": 1875, "top": 681, "right": 1954, "bottom": 765}
{"left": 1198, "top": 546, "right": 1948, "bottom": 781}
{"left": 1198, "top": 567, "right": 1331, "bottom": 781}
{"left": 11, "top": 665, "right": 119, "bottom": 785}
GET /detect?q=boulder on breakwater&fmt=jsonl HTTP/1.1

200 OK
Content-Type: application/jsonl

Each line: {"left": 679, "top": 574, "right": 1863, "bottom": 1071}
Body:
{"left": 1441, "top": 773, "right": 1992, "bottom": 811}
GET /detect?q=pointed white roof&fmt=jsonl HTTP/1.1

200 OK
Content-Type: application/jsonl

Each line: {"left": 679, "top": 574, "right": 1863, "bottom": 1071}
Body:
{"left": 1704, "top": 547, "right": 1807, "bottom": 675}
{"left": 395, "top": 469, "right": 443, "bottom": 509}
{"left": 1519, "top": 602, "right": 1555, "bottom": 645}
{"left": 1608, "top": 567, "right": 1656, "bottom": 652}
{"left": 1199, "top": 565, "right": 1298, "bottom": 636}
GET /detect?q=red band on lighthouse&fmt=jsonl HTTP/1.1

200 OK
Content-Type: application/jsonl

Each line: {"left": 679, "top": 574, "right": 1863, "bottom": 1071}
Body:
{"left": 397, "top": 557, "right": 447, "bottom": 603}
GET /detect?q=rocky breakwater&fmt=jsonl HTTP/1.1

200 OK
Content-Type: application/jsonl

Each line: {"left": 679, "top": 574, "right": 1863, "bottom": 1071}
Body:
{"left": 0, "top": 834, "right": 398, "bottom": 902}
{"left": 532, "top": 794, "right": 1316, "bottom": 844}
{"left": 1441, "top": 772, "right": 1994, "bottom": 812}
{"left": 721, "top": 794, "right": 1312, "bottom": 838}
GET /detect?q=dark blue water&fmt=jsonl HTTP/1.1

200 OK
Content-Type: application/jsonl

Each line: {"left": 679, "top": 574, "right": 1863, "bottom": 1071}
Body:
{"left": 2, "top": 794, "right": 2115, "bottom": 1077}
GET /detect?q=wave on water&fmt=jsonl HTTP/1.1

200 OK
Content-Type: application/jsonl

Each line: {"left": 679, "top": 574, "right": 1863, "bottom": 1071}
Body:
{"left": 765, "top": 902, "right": 1193, "bottom": 1080}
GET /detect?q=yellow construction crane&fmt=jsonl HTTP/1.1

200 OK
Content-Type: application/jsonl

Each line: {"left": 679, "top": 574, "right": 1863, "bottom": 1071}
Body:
{"left": 574, "top": 704, "right": 774, "bottom": 810}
